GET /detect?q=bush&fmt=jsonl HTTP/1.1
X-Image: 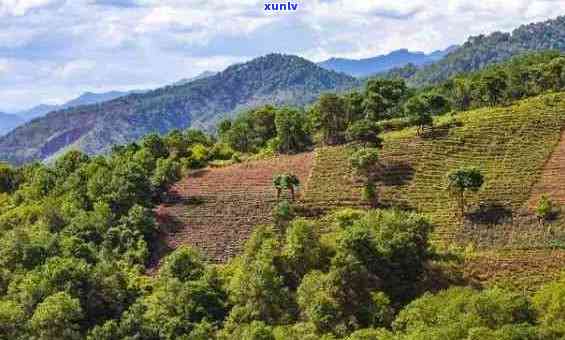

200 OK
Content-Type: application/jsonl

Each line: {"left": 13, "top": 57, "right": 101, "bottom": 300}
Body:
{"left": 350, "top": 148, "right": 379, "bottom": 177}
{"left": 345, "top": 119, "right": 383, "bottom": 147}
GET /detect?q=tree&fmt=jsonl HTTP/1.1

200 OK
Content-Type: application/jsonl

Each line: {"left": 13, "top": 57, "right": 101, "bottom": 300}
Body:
{"left": 364, "top": 79, "right": 407, "bottom": 120}
{"left": 142, "top": 133, "right": 169, "bottom": 159}
{"left": 447, "top": 167, "right": 484, "bottom": 217}
{"left": 273, "top": 174, "right": 300, "bottom": 201}
{"left": 275, "top": 108, "right": 310, "bottom": 154}
{"left": 345, "top": 119, "right": 383, "bottom": 147}
{"left": 405, "top": 93, "right": 450, "bottom": 135}
{"left": 0, "top": 163, "right": 17, "bottom": 193}
{"left": 317, "top": 93, "right": 347, "bottom": 145}
{"left": 480, "top": 71, "right": 508, "bottom": 106}
{"left": 350, "top": 148, "right": 380, "bottom": 207}
{"left": 404, "top": 95, "right": 432, "bottom": 135}
{"left": 151, "top": 158, "right": 181, "bottom": 195}
{"left": 29, "top": 291, "right": 84, "bottom": 340}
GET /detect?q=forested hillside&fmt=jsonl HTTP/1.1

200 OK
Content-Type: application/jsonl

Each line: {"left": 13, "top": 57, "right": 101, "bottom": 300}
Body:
{"left": 1, "top": 50, "right": 565, "bottom": 338}
{"left": 0, "top": 54, "right": 358, "bottom": 165}
{"left": 392, "top": 16, "right": 565, "bottom": 86}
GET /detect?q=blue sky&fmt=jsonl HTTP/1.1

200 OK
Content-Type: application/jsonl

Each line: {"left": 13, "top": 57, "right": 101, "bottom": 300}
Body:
{"left": 0, "top": 0, "right": 564, "bottom": 111}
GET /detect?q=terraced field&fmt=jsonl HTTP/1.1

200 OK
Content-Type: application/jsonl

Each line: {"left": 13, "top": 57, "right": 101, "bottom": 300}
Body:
{"left": 154, "top": 93, "right": 565, "bottom": 286}
{"left": 153, "top": 152, "right": 313, "bottom": 264}
{"left": 304, "top": 93, "right": 565, "bottom": 243}
{"left": 300, "top": 93, "right": 565, "bottom": 287}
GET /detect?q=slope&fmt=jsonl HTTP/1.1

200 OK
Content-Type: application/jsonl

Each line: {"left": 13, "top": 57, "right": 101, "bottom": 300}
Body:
{"left": 0, "top": 54, "right": 358, "bottom": 165}
{"left": 0, "top": 112, "right": 24, "bottom": 137}
{"left": 406, "top": 15, "right": 565, "bottom": 86}
{"left": 153, "top": 152, "right": 314, "bottom": 264}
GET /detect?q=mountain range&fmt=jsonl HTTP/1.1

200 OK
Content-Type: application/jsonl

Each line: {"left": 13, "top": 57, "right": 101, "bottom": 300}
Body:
{"left": 317, "top": 47, "right": 456, "bottom": 77}
{"left": 0, "top": 54, "right": 358, "bottom": 165}
{"left": 2, "top": 15, "right": 565, "bottom": 165}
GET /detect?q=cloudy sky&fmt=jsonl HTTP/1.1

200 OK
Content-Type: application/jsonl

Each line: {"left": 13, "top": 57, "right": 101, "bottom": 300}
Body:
{"left": 0, "top": 0, "right": 563, "bottom": 111}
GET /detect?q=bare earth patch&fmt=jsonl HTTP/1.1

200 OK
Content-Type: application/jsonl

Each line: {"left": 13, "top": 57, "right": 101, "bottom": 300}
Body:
{"left": 152, "top": 152, "right": 313, "bottom": 265}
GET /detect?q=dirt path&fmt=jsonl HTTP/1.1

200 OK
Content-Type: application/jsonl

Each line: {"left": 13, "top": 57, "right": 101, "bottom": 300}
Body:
{"left": 152, "top": 152, "right": 314, "bottom": 265}
{"left": 528, "top": 129, "right": 565, "bottom": 210}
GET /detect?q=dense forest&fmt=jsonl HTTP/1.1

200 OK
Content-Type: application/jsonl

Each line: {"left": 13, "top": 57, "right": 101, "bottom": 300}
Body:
{"left": 0, "top": 51, "right": 565, "bottom": 339}
{"left": 383, "top": 15, "right": 565, "bottom": 86}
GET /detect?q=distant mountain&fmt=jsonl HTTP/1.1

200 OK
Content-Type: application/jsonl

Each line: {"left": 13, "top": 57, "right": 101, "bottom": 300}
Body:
{"left": 0, "top": 113, "right": 25, "bottom": 137}
{"left": 407, "top": 15, "right": 565, "bottom": 86}
{"left": 15, "top": 91, "right": 139, "bottom": 121}
{"left": 318, "top": 47, "right": 456, "bottom": 77}
{"left": 0, "top": 54, "right": 359, "bottom": 165}
{"left": 174, "top": 71, "right": 217, "bottom": 86}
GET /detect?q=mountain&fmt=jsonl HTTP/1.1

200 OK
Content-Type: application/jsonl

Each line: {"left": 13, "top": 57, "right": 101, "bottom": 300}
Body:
{"left": 173, "top": 71, "right": 217, "bottom": 86}
{"left": 0, "top": 113, "right": 25, "bottom": 136}
{"left": 15, "top": 91, "right": 137, "bottom": 121}
{"left": 318, "top": 47, "right": 455, "bottom": 77}
{"left": 406, "top": 15, "right": 565, "bottom": 86}
{"left": 0, "top": 54, "right": 358, "bottom": 165}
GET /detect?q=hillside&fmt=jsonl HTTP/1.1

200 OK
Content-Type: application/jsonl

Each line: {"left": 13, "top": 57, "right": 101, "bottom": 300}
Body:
{"left": 155, "top": 92, "right": 565, "bottom": 287}
{"left": 0, "top": 112, "right": 25, "bottom": 136}
{"left": 318, "top": 48, "right": 453, "bottom": 77}
{"left": 405, "top": 15, "right": 565, "bottom": 86}
{"left": 0, "top": 54, "right": 358, "bottom": 165}
{"left": 153, "top": 153, "right": 314, "bottom": 264}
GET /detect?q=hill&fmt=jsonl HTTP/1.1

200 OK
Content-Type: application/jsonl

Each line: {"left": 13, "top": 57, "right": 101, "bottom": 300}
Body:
{"left": 318, "top": 48, "right": 454, "bottom": 77}
{"left": 14, "top": 91, "right": 141, "bottom": 121}
{"left": 0, "top": 54, "right": 358, "bottom": 165}
{"left": 0, "top": 112, "right": 24, "bottom": 136}
{"left": 155, "top": 92, "right": 565, "bottom": 287}
{"left": 405, "top": 15, "right": 565, "bottom": 86}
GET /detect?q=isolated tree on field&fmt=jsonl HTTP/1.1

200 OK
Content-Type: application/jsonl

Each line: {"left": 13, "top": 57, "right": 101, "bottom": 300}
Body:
{"left": 535, "top": 195, "right": 554, "bottom": 226}
{"left": 447, "top": 167, "right": 484, "bottom": 217}
{"left": 273, "top": 174, "right": 300, "bottom": 201}
{"left": 350, "top": 148, "right": 380, "bottom": 207}
{"left": 405, "top": 93, "right": 450, "bottom": 135}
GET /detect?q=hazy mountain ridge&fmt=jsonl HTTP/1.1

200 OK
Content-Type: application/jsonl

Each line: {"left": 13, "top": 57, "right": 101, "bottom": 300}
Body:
{"left": 318, "top": 47, "right": 456, "bottom": 77}
{"left": 0, "top": 54, "right": 358, "bottom": 165}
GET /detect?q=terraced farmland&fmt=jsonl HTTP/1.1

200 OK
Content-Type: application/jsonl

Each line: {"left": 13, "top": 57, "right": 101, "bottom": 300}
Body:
{"left": 154, "top": 152, "right": 313, "bottom": 264}
{"left": 304, "top": 93, "right": 565, "bottom": 246}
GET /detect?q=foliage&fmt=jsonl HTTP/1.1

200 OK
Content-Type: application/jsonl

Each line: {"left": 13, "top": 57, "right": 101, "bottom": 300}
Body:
{"left": 447, "top": 167, "right": 484, "bottom": 216}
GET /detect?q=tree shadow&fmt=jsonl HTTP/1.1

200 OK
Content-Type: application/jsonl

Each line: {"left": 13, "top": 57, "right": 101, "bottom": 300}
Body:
{"left": 465, "top": 201, "right": 513, "bottom": 225}
{"left": 378, "top": 161, "right": 415, "bottom": 186}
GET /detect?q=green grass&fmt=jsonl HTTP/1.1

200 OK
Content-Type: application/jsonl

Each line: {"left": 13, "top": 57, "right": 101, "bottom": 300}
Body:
{"left": 305, "top": 92, "right": 565, "bottom": 244}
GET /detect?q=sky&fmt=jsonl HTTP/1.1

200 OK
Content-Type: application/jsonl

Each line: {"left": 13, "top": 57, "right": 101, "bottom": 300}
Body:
{"left": 0, "top": 0, "right": 564, "bottom": 111}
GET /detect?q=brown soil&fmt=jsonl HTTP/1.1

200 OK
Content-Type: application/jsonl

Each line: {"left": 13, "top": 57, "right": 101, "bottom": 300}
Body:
{"left": 152, "top": 152, "right": 314, "bottom": 265}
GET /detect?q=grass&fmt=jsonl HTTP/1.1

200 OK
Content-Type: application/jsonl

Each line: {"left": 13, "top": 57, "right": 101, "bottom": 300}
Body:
{"left": 302, "top": 92, "right": 565, "bottom": 288}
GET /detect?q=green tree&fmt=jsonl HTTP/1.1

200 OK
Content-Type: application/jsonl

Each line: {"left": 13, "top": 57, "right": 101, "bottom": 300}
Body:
{"left": 364, "top": 79, "right": 407, "bottom": 120}
{"left": 29, "top": 291, "right": 84, "bottom": 340}
{"left": 275, "top": 108, "right": 310, "bottom": 154}
{"left": 142, "top": 133, "right": 169, "bottom": 159}
{"left": 345, "top": 120, "right": 383, "bottom": 147}
{"left": 480, "top": 71, "right": 508, "bottom": 106}
{"left": 273, "top": 174, "right": 300, "bottom": 201}
{"left": 316, "top": 93, "right": 347, "bottom": 145}
{"left": 447, "top": 167, "right": 485, "bottom": 217}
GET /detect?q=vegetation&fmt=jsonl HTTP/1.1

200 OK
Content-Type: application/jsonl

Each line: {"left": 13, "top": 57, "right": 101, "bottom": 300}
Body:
{"left": 447, "top": 167, "right": 485, "bottom": 217}
{"left": 2, "top": 19, "right": 565, "bottom": 338}
{"left": 404, "top": 16, "right": 565, "bottom": 86}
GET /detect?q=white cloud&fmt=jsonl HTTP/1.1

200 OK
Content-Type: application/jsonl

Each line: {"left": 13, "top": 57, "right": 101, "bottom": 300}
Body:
{"left": 0, "top": 0, "right": 564, "bottom": 110}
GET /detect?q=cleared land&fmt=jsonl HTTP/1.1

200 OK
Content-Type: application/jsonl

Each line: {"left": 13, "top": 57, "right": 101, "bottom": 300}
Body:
{"left": 155, "top": 93, "right": 565, "bottom": 286}
{"left": 154, "top": 152, "right": 313, "bottom": 263}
